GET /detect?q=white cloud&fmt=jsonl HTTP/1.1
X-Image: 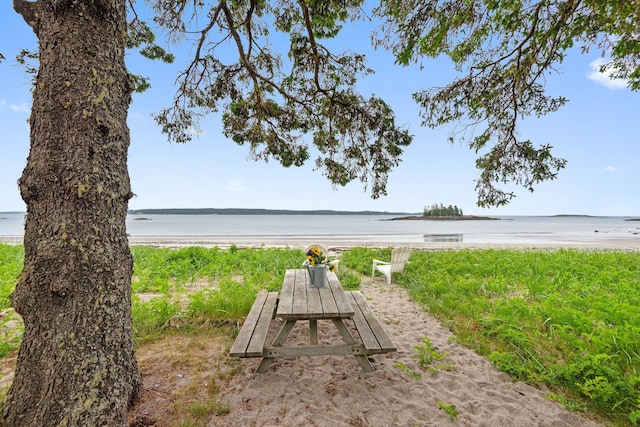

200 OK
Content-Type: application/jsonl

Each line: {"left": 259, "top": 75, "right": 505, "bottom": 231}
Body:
{"left": 604, "top": 166, "right": 619, "bottom": 173}
{"left": 9, "top": 102, "right": 30, "bottom": 114}
{"left": 586, "top": 58, "right": 628, "bottom": 90}
{"left": 224, "top": 179, "right": 249, "bottom": 193}
{"left": 0, "top": 100, "right": 30, "bottom": 114}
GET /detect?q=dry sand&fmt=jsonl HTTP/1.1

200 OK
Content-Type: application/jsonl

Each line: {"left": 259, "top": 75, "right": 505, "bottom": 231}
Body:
{"left": 214, "top": 273, "right": 603, "bottom": 427}
{"left": 125, "top": 235, "right": 640, "bottom": 252}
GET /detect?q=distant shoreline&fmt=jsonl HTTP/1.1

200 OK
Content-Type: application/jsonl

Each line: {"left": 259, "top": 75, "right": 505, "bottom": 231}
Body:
{"left": 3, "top": 210, "right": 639, "bottom": 220}
{"left": 127, "top": 208, "right": 418, "bottom": 216}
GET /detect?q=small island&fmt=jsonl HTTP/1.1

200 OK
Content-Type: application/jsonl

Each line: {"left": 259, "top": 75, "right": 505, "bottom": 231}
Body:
{"left": 389, "top": 214, "right": 500, "bottom": 221}
{"left": 388, "top": 203, "right": 500, "bottom": 221}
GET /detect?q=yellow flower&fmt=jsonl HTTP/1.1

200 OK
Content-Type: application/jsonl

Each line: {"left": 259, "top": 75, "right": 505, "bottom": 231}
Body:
{"left": 305, "top": 246, "right": 327, "bottom": 266}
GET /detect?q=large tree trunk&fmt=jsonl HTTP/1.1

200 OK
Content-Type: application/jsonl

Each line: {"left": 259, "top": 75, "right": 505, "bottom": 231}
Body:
{"left": 3, "top": 0, "right": 141, "bottom": 425}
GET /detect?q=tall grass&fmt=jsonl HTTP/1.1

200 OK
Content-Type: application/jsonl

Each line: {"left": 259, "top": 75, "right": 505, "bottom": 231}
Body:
{"left": 129, "top": 245, "right": 308, "bottom": 343}
{"left": 0, "top": 245, "right": 23, "bottom": 311}
{"left": 130, "top": 245, "right": 301, "bottom": 294}
{"left": 380, "top": 248, "right": 638, "bottom": 427}
{"left": 0, "top": 245, "right": 24, "bottom": 356}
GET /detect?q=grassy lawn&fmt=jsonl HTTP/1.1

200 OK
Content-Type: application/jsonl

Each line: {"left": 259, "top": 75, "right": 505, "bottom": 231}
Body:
{"left": 342, "top": 247, "right": 640, "bottom": 426}
{"left": 0, "top": 244, "right": 638, "bottom": 426}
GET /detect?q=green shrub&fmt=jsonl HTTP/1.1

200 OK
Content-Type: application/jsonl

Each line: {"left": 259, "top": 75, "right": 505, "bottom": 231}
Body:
{"left": 187, "top": 279, "right": 256, "bottom": 321}
{"left": 341, "top": 247, "right": 391, "bottom": 275}
{"left": 336, "top": 270, "right": 361, "bottom": 290}
{"left": 400, "top": 248, "right": 640, "bottom": 426}
{"left": 0, "top": 245, "right": 23, "bottom": 311}
{"left": 132, "top": 296, "right": 184, "bottom": 343}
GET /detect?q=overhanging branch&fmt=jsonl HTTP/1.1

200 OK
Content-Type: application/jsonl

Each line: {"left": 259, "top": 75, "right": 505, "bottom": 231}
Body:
{"left": 13, "top": 0, "right": 39, "bottom": 33}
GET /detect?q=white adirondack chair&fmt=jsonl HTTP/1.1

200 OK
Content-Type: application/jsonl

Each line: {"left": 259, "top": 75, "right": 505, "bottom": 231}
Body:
{"left": 372, "top": 247, "right": 413, "bottom": 285}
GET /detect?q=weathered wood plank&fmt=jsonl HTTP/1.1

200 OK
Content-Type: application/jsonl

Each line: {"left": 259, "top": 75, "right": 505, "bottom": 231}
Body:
{"left": 346, "top": 291, "right": 381, "bottom": 352}
{"left": 245, "top": 292, "right": 279, "bottom": 357}
{"left": 279, "top": 270, "right": 353, "bottom": 319}
{"left": 307, "top": 286, "right": 323, "bottom": 316}
{"left": 276, "top": 270, "right": 295, "bottom": 318}
{"left": 255, "top": 319, "right": 298, "bottom": 372}
{"left": 332, "top": 318, "right": 375, "bottom": 372}
{"left": 349, "top": 291, "right": 396, "bottom": 352}
{"left": 291, "top": 269, "right": 308, "bottom": 317}
{"left": 263, "top": 344, "right": 368, "bottom": 357}
{"left": 328, "top": 272, "right": 353, "bottom": 317}
{"left": 317, "top": 284, "right": 339, "bottom": 317}
{"left": 229, "top": 291, "right": 270, "bottom": 357}
{"left": 294, "top": 268, "right": 307, "bottom": 285}
{"left": 309, "top": 319, "right": 318, "bottom": 345}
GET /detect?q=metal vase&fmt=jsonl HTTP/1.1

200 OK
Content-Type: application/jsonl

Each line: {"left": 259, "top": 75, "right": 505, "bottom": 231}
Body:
{"left": 307, "top": 264, "right": 327, "bottom": 287}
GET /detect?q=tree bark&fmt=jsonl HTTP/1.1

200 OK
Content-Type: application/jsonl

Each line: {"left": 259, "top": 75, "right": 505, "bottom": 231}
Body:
{"left": 3, "top": 0, "right": 141, "bottom": 425}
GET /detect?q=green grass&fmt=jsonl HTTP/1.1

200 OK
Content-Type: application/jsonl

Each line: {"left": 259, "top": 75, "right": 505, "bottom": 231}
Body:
{"left": 437, "top": 400, "right": 459, "bottom": 420}
{"left": 129, "top": 245, "right": 315, "bottom": 344}
{"left": 0, "top": 245, "right": 23, "bottom": 311}
{"left": 0, "top": 245, "right": 24, "bottom": 356}
{"left": 129, "top": 245, "right": 303, "bottom": 294}
{"left": 1, "top": 244, "right": 639, "bottom": 425}
{"left": 378, "top": 248, "right": 639, "bottom": 427}
{"left": 0, "top": 244, "right": 361, "bottom": 346}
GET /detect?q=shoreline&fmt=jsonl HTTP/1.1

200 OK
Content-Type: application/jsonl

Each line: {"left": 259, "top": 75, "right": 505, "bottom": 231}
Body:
{"left": 2, "top": 234, "right": 639, "bottom": 251}
{"left": 129, "top": 232, "right": 640, "bottom": 251}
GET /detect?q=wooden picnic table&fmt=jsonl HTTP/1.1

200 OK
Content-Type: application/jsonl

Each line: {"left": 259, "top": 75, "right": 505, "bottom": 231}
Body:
{"left": 230, "top": 269, "right": 396, "bottom": 373}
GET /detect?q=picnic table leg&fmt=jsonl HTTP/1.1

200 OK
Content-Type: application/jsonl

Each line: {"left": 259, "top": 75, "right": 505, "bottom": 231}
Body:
{"left": 256, "top": 320, "right": 296, "bottom": 373}
{"left": 309, "top": 319, "right": 318, "bottom": 345}
{"left": 332, "top": 319, "right": 374, "bottom": 372}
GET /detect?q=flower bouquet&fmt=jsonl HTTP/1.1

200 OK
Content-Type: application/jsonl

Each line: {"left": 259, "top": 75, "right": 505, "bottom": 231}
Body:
{"left": 303, "top": 246, "right": 337, "bottom": 272}
{"left": 303, "top": 245, "right": 335, "bottom": 287}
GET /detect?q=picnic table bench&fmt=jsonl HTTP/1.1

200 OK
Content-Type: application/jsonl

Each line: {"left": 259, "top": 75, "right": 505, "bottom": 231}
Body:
{"left": 229, "top": 269, "right": 396, "bottom": 372}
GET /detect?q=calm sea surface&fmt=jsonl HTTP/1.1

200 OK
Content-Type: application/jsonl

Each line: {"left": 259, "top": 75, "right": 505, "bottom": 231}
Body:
{"left": 1, "top": 213, "right": 639, "bottom": 248}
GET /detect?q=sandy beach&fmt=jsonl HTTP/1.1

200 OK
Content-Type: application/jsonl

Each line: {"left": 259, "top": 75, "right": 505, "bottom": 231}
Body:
{"left": 206, "top": 270, "right": 603, "bottom": 427}
{"left": 123, "top": 234, "right": 640, "bottom": 252}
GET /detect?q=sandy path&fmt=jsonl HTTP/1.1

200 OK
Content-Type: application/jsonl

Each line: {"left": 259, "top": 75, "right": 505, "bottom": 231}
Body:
{"left": 215, "top": 275, "right": 601, "bottom": 427}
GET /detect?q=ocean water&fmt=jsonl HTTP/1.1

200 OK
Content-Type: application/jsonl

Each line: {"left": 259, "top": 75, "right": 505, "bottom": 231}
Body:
{"left": 1, "top": 213, "right": 639, "bottom": 247}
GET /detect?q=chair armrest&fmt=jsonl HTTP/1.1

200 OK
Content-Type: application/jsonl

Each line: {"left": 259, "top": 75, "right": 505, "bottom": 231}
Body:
{"left": 372, "top": 259, "right": 390, "bottom": 277}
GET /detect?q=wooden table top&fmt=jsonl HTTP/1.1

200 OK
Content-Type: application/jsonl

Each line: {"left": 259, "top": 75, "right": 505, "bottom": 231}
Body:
{"left": 276, "top": 269, "right": 354, "bottom": 320}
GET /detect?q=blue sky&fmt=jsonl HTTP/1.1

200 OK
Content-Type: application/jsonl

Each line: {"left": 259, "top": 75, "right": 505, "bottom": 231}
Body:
{"left": 1, "top": 4, "right": 638, "bottom": 216}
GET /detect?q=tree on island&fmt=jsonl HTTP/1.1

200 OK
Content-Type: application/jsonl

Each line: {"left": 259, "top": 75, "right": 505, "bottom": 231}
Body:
{"left": 5, "top": 0, "right": 639, "bottom": 424}
{"left": 424, "top": 204, "right": 463, "bottom": 217}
